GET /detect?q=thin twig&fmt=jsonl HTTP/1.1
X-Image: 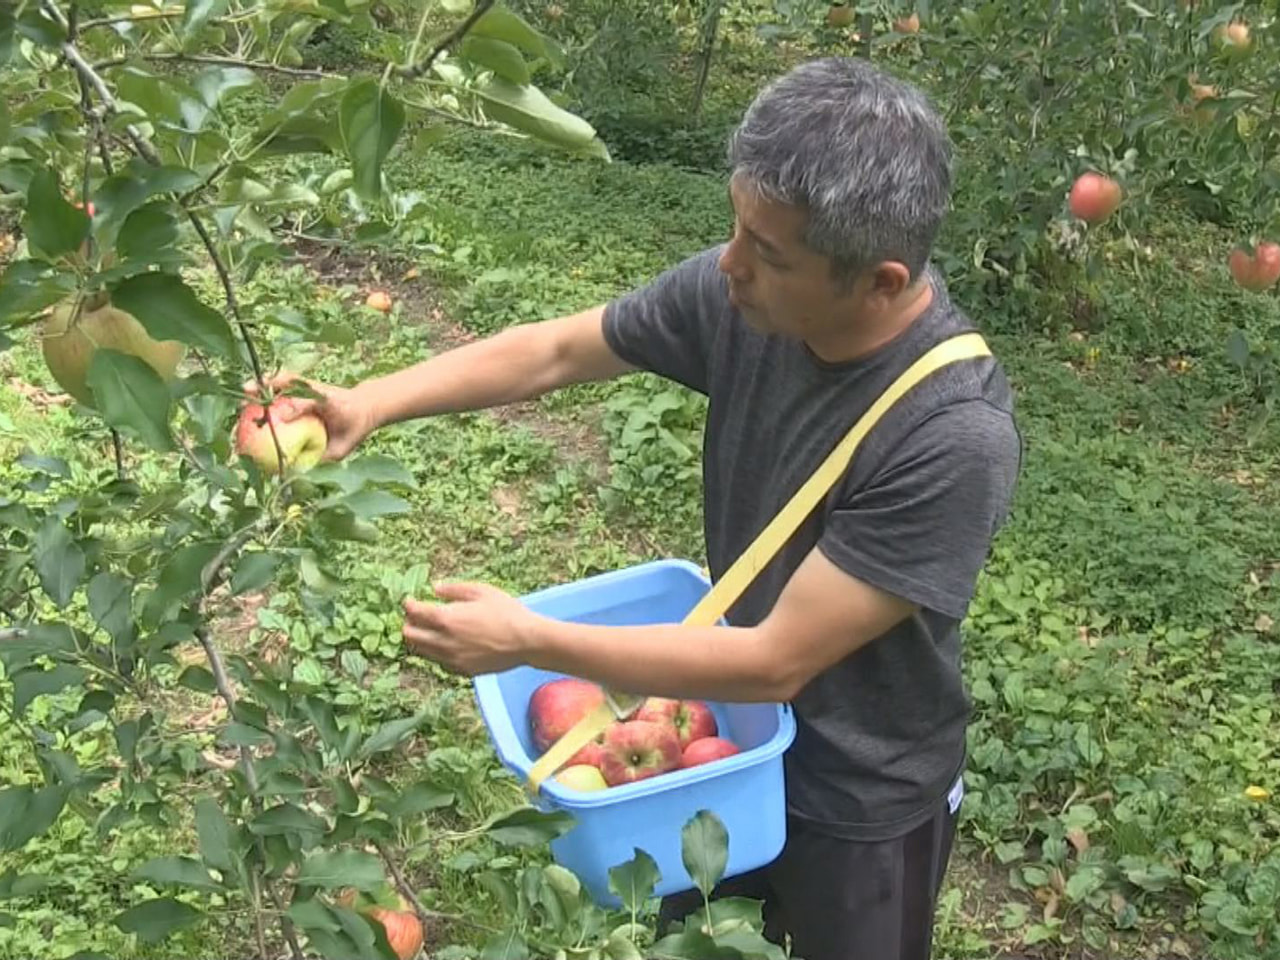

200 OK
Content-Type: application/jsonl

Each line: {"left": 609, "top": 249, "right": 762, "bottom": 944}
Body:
{"left": 397, "top": 0, "right": 496, "bottom": 79}
{"left": 92, "top": 52, "right": 331, "bottom": 80}
{"left": 375, "top": 841, "right": 487, "bottom": 930}
{"left": 79, "top": 10, "right": 183, "bottom": 30}
{"left": 111, "top": 429, "right": 127, "bottom": 480}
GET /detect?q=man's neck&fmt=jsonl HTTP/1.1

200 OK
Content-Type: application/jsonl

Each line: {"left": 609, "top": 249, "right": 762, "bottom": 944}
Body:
{"left": 805, "top": 280, "right": 936, "bottom": 365}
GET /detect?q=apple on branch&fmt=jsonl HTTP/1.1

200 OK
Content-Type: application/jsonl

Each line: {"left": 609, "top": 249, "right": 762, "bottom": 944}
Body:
{"left": 234, "top": 397, "right": 328, "bottom": 473}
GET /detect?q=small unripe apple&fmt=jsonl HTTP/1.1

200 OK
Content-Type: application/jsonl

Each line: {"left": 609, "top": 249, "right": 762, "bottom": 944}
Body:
{"left": 826, "top": 4, "right": 854, "bottom": 27}
{"left": 234, "top": 397, "right": 328, "bottom": 473}
{"left": 1068, "top": 172, "right": 1122, "bottom": 224}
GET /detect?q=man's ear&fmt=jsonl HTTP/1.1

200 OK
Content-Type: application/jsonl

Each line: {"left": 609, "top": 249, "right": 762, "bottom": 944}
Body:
{"left": 869, "top": 261, "right": 913, "bottom": 299}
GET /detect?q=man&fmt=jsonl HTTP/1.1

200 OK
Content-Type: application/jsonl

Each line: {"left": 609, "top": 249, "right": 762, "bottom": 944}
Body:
{"left": 262, "top": 57, "right": 1021, "bottom": 960}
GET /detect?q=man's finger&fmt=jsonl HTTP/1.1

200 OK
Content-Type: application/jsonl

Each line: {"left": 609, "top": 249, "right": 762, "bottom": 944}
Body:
{"left": 404, "top": 598, "right": 446, "bottom": 628}
{"left": 433, "top": 581, "right": 490, "bottom": 602}
{"left": 402, "top": 623, "right": 442, "bottom": 655}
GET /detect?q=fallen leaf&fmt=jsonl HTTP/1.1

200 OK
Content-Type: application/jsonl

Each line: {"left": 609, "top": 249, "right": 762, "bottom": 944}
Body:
{"left": 1254, "top": 614, "right": 1274, "bottom": 634}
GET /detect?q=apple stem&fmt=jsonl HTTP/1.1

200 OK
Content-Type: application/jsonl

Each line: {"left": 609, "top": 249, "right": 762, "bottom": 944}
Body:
{"left": 398, "top": 0, "right": 496, "bottom": 80}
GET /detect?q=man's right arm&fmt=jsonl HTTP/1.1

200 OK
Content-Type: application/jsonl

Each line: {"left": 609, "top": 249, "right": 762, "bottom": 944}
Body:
{"left": 357, "top": 305, "right": 632, "bottom": 430}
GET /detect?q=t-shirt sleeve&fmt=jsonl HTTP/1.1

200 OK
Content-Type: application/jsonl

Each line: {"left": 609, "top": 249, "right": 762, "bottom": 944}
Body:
{"left": 601, "top": 247, "right": 726, "bottom": 395}
{"left": 817, "top": 400, "right": 1022, "bottom": 620}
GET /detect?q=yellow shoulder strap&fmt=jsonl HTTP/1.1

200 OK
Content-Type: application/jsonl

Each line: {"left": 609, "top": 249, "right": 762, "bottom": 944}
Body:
{"left": 525, "top": 332, "right": 992, "bottom": 793}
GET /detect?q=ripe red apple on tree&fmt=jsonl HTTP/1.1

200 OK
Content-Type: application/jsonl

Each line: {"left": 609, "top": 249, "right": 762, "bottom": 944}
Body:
{"left": 41, "top": 296, "right": 185, "bottom": 409}
{"left": 1228, "top": 242, "right": 1280, "bottom": 292}
{"left": 681, "top": 736, "right": 741, "bottom": 769}
{"left": 1068, "top": 172, "right": 1122, "bottom": 224}
{"left": 234, "top": 397, "right": 328, "bottom": 473}
{"left": 599, "top": 720, "right": 682, "bottom": 786}
{"left": 635, "top": 696, "right": 718, "bottom": 749}
{"left": 334, "top": 889, "right": 424, "bottom": 960}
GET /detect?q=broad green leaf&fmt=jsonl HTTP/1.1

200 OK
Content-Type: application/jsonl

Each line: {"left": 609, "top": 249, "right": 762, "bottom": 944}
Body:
{"left": 86, "top": 350, "right": 173, "bottom": 452}
{"left": 195, "top": 797, "right": 235, "bottom": 873}
{"left": 87, "top": 572, "right": 135, "bottom": 645}
{"left": 485, "top": 807, "right": 576, "bottom": 847}
{"left": 117, "top": 203, "right": 181, "bottom": 264}
{"left": 191, "top": 65, "right": 257, "bottom": 114}
{"left": 475, "top": 77, "right": 608, "bottom": 160}
{"left": 248, "top": 802, "right": 327, "bottom": 839}
{"left": 113, "top": 897, "right": 202, "bottom": 944}
{"left": 131, "top": 856, "right": 222, "bottom": 892}
{"left": 650, "top": 928, "right": 740, "bottom": 959}
{"left": 142, "top": 541, "right": 221, "bottom": 626}
{"left": 109, "top": 272, "right": 236, "bottom": 358}
{"left": 229, "top": 551, "right": 283, "bottom": 596}
{"left": 470, "top": 6, "right": 553, "bottom": 61}
{"left": 480, "top": 930, "right": 530, "bottom": 960}
{"left": 1065, "top": 865, "right": 1105, "bottom": 902}
{"left": 0, "top": 621, "right": 77, "bottom": 672}
{"left": 13, "top": 664, "right": 88, "bottom": 715}
{"left": 183, "top": 0, "right": 229, "bottom": 36}
{"left": 300, "top": 549, "right": 339, "bottom": 593}
{"left": 608, "top": 848, "right": 661, "bottom": 913}
{"left": 0, "top": 786, "right": 69, "bottom": 852}
{"left": 306, "top": 455, "right": 417, "bottom": 493}
{"left": 461, "top": 36, "right": 530, "bottom": 84}
{"left": 0, "top": 870, "right": 50, "bottom": 899}
{"left": 681, "top": 810, "right": 728, "bottom": 897}
{"left": 178, "top": 665, "right": 217, "bottom": 694}
{"left": 21, "top": 170, "right": 89, "bottom": 260}
{"left": 16, "top": 451, "right": 70, "bottom": 477}
{"left": 92, "top": 162, "right": 202, "bottom": 235}
{"left": 324, "top": 489, "right": 412, "bottom": 520}
{"left": 287, "top": 897, "right": 341, "bottom": 933}
{"left": 77, "top": 689, "right": 116, "bottom": 719}
{"left": 0, "top": 260, "right": 78, "bottom": 323}
{"left": 339, "top": 79, "right": 405, "bottom": 201}
{"left": 296, "top": 850, "right": 384, "bottom": 890}
{"left": 357, "top": 711, "right": 429, "bottom": 760}
{"left": 34, "top": 515, "right": 85, "bottom": 608}
{"left": 541, "top": 863, "right": 582, "bottom": 927}
{"left": 382, "top": 781, "right": 455, "bottom": 820}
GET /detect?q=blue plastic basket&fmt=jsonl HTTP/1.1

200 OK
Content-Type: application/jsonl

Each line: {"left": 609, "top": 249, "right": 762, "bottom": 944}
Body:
{"left": 472, "top": 559, "right": 797, "bottom": 908}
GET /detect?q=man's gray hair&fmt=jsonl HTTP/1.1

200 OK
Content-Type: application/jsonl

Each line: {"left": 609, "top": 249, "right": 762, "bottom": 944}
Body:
{"left": 727, "top": 57, "right": 953, "bottom": 286}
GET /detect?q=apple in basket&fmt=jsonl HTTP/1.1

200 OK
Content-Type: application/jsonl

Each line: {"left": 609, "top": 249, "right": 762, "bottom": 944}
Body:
{"left": 555, "top": 763, "right": 608, "bottom": 791}
{"left": 635, "top": 696, "right": 718, "bottom": 749}
{"left": 599, "top": 720, "right": 682, "bottom": 786}
{"left": 681, "top": 736, "right": 741, "bottom": 768}
{"left": 528, "top": 677, "right": 612, "bottom": 765}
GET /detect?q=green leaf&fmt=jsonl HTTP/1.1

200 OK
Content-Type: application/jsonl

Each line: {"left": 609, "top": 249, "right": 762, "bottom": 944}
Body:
{"left": 1065, "top": 866, "right": 1105, "bottom": 902}
{"left": 195, "top": 797, "right": 235, "bottom": 873}
{"left": 0, "top": 870, "right": 51, "bottom": 899}
{"left": 480, "top": 930, "right": 530, "bottom": 960}
{"left": 475, "top": 77, "right": 608, "bottom": 160}
{"left": 339, "top": 79, "right": 405, "bottom": 202}
{"left": 22, "top": 169, "right": 90, "bottom": 259}
{"left": 461, "top": 36, "right": 530, "bottom": 84}
{"left": 324, "top": 489, "right": 412, "bottom": 520}
{"left": 114, "top": 897, "right": 202, "bottom": 944}
{"left": 117, "top": 203, "right": 181, "bottom": 264}
{"left": 650, "top": 928, "right": 741, "bottom": 959}
{"left": 142, "top": 541, "right": 221, "bottom": 626}
{"left": 183, "top": 0, "right": 229, "bottom": 36}
{"left": 109, "top": 272, "right": 236, "bottom": 358}
{"left": 608, "top": 848, "right": 661, "bottom": 913}
{"left": 0, "top": 621, "right": 77, "bottom": 672}
{"left": 681, "top": 810, "right": 729, "bottom": 897}
{"left": 13, "top": 664, "right": 87, "bottom": 715}
{"left": 296, "top": 850, "right": 384, "bottom": 890}
{"left": 0, "top": 786, "right": 69, "bottom": 852}
{"left": 87, "top": 572, "right": 135, "bottom": 645}
{"left": 357, "top": 711, "right": 429, "bottom": 760}
{"left": 34, "top": 515, "right": 85, "bottom": 608}
{"left": 248, "top": 802, "right": 327, "bottom": 840}
{"left": 470, "top": 6, "right": 553, "bottom": 61}
{"left": 0, "top": 260, "right": 78, "bottom": 323}
{"left": 485, "top": 807, "right": 576, "bottom": 847}
{"left": 178, "top": 665, "right": 217, "bottom": 694}
{"left": 131, "top": 856, "right": 222, "bottom": 892}
{"left": 85, "top": 350, "right": 173, "bottom": 452}
{"left": 230, "top": 551, "right": 283, "bottom": 596}
{"left": 93, "top": 162, "right": 202, "bottom": 236}
{"left": 287, "top": 897, "right": 341, "bottom": 934}
{"left": 381, "top": 781, "right": 455, "bottom": 820}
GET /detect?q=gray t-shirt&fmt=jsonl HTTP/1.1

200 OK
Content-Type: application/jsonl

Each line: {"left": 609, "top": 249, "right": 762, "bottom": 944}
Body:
{"left": 602, "top": 245, "right": 1022, "bottom": 842}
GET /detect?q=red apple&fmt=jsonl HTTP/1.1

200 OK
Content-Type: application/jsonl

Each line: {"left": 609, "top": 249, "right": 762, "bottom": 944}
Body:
{"left": 1068, "top": 172, "right": 1122, "bottom": 224}
{"left": 681, "top": 736, "right": 741, "bottom": 769}
{"left": 568, "top": 737, "right": 607, "bottom": 769}
{"left": 234, "top": 397, "right": 328, "bottom": 473}
{"left": 893, "top": 12, "right": 920, "bottom": 33}
{"left": 528, "top": 678, "right": 606, "bottom": 753}
{"left": 599, "top": 720, "right": 682, "bottom": 786}
{"left": 555, "top": 763, "right": 608, "bottom": 791}
{"left": 634, "top": 697, "right": 718, "bottom": 749}
{"left": 1228, "top": 242, "right": 1280, "bottom": 292}
{"left": 365, "top": 902, "right": 424, "bottom": 960}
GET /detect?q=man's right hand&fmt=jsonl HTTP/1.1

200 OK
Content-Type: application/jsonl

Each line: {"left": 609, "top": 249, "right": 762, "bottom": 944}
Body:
{"left": 245, "top": 373, "right": 379, "bottom": 462}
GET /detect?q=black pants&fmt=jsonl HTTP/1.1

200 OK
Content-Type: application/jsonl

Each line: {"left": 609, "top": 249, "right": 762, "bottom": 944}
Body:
{"left": 657, "top": 793, "right": 959, "bottom": 960}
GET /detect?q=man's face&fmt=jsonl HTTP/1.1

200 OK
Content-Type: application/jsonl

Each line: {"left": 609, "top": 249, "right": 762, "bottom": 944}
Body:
{"left": 717, "top": 174, "right": 874, "bottom": 340}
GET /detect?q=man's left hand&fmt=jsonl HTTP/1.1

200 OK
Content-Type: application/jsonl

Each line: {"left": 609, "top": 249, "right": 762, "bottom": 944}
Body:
{"left": 402, "top": 581, "right": 537, "bottom": 676}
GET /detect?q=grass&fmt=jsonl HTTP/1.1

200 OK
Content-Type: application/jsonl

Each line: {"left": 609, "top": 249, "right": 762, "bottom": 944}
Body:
{"left": 3, "top": 15, "right": 1280, "bottom": 960}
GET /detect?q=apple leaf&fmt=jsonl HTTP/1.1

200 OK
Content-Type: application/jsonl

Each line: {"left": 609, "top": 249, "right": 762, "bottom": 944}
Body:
{"left": 86, "top": 350, "right": 174, "bottom": 453}
{"left": 21, "top": 170, "right": 90, "bottom": 259}
{"left": 461, "top": 35, "right": 530, "bottom": 85}
{"left": 681, "top": 810, "right": 729, "bottom": 898}
{"left": 0, "top": 870, "right": 51, "bottom": 899}
{"left": 0, "top": 621, "right": 77, "bottom": 673}
{"left": 87, "top": 572, "right": 135, "bottom": 646}
{"left": 130, "top": 856, "right": 223, "bottom": 892}
{"left": 183, "top": 0, "right": 228, "bottom": 36}
{"left": 356, "top": 711, "right": 430, "bottom": 760}
{"left": 479, "top": 930, "right": 530, "bottom": 960}
{"left": 608, "top": 848, "right": 661, "bottom": 913}
{"left": 0, "top": 259, "right": 78, "bottom": 323}
{"left": 485, "top": 807, "right": 577, "bottom": 847}
{"left": 321, "top": 489, "right": 412, "bottom": 520}
{"left": 0, "top": 785, "right": 69, "bottom": 852}
{"left": 195, "top": 797, "right": 236, "bottom": 873}
{"left": 113, "top": 897, "right": 202, "bottom": 944}
{"left": 117, "top": 202, "right": 181, "bottom": 264}
{"left": 12, "top": 664, "right": 87, "bottom": 716}
{"left": 650, "top": 928, "right": 743, "bottom": 959}
{"left": 474, "top": 76, "right": 609, "bottom": 160}
{"left": 247, "top": 802, "right": 327, "bottom": 841}
{"left": 34, "top": 515, "right": 85, "bottom": 608}
{"left": 229, "top": 551, "right": 283, "bottom": 596}
{"left": 140, "top": 541, "right": 221, "bottom": 628}
{"left": 92, "top": 161, "right": 202, "bottom": 236}
{"left": 470, "top": 6, "right": 556, "bottom": 63}
{"left": 109, "top": 271, "right": 236, "bottom": 358}
{"left": 379, "top": 781, "right": 455, "bottom": 820}
{"left": 16, "top": 451, "right": 70, "bottom": 477}
{"left": 296, "top": 850, "right": 384, "bottom": 891}
{"left": 339, "top": 78, "right": 405, "bottom": 201}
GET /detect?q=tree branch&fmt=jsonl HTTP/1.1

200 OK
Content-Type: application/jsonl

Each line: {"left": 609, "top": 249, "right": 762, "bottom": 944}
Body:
{"left": 92, "top": 52, "right": 332, "bottom": 80}
{"left": 397, "top": 0, "right": 496, "bottom": 79}
{"left": 79, "top": 10, "right": 183, "bottom": 30}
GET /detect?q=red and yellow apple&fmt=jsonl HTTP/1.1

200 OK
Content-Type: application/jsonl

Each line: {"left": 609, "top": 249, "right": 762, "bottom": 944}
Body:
{"left": 681, "top": 736, "right": 741, "bottom": 769}
{"left": 41, "top": 297, "right": 185, "bottom": 409}
{"left": 893, "top": 12, "right": 920, "bottom": 33}
{"left": 634, "top": 696, "right": 717, "bottom": 749}
{"left": 234, "top": 397, "right": 328, "bottom": 473}
{"left": 365, "top": 290, "right": 393, "bottom": 313}
{"left": 529, "top": 677, "right": 606, "bottom": 751}
{"left": 1228, "top": 242, "right": 1280, "bottom": 291}
{"left": 365, "top": 901, "right": 425, "bottom": 960}
{"left": 1068, "top": 172, "right": 1122, "bottom": 224}
{"left": 555, "top": 763, "right": 608, "bottom": 791}
{"left": 599, "top": 720, "right": 682, "bottom": 786}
